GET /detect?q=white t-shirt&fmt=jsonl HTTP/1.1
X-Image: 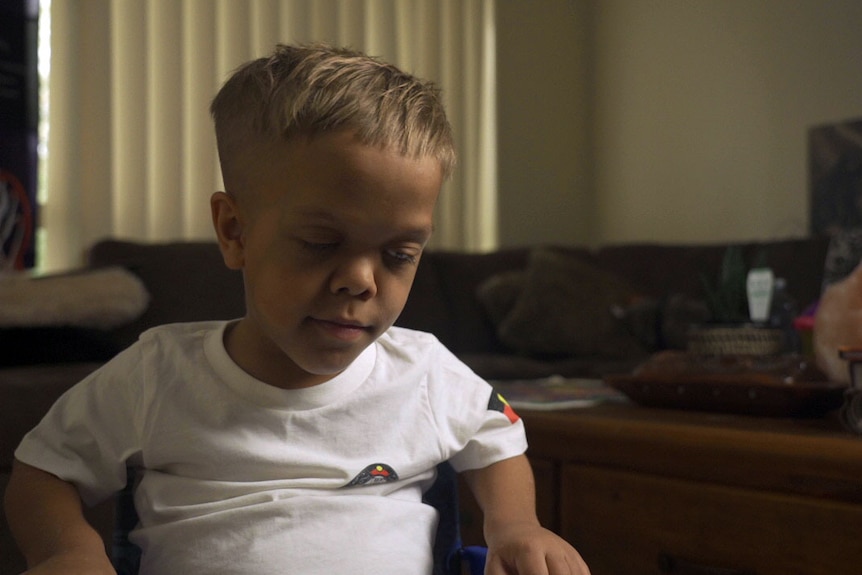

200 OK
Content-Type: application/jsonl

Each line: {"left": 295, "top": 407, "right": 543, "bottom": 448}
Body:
{"left": 16, "top": 322, "right": 527, "bottom": 575}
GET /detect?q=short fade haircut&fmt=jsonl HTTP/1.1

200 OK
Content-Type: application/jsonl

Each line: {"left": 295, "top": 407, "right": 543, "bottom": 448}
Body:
{"left": 211, "top": 43, "right": 456, "bottom": 194}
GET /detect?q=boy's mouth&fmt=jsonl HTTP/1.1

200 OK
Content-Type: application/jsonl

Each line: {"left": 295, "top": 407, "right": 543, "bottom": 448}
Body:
{"left": 310, "top": 317, "right": 372, "bottom": 341}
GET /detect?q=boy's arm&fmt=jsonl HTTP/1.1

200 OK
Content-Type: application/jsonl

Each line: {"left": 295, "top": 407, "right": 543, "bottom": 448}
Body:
{"left": 462, "top": 454, "right": 590, "bottom": 575}
{"left": 4, "top": 459, "right": 115, "bottom": 575}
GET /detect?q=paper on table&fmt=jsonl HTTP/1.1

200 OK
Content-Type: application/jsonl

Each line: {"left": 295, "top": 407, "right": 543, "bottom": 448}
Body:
{"left": 490, "top": 376, "right": 628, "bottom": 411}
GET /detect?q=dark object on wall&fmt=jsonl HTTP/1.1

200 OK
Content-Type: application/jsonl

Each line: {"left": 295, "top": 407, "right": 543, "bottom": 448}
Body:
{"left": 809, "top": 117, "right": 862, "bottom": 237}
{"left": 0, "top": 0, "right": 39, "bottom": 269}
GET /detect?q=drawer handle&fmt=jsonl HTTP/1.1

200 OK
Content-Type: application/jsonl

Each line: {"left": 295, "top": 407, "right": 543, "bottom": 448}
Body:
{"left": 658, "top": 552, "right": 755, "bottom": 575}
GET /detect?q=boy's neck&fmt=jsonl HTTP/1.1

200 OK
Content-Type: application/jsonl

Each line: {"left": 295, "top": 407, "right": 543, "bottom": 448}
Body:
{"left": 222, "top": 320, "right": 339, "bottom": 389}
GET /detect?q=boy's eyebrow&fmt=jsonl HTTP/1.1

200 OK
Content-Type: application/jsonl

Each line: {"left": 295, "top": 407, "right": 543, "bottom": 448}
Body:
{"left": 291, "top": 208, "right": 434, "bottom": 242}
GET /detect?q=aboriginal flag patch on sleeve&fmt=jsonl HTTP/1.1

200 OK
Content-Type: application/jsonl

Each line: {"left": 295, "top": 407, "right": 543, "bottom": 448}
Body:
{"left": 489, "top": 390, "right": 520, "bottom": 423}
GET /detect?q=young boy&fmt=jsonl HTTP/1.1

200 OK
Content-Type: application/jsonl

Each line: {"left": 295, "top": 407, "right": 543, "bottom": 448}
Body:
{"left": 5, "top": 44, "right": 590, "bottom": 575}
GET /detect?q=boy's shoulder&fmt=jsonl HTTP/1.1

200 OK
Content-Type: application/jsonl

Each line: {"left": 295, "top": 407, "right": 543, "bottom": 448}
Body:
{"left": 377, "top": 325, "right": 444, "bottom": 358}
{"left": 127, "top": 320, "right": 231, "bottom": 364}
{"left": 139, "top": 320, "right": 229, "bottom": 343}
{"left": 377, "top": 326, "right": 480, "bottom": 381}
{"left": 380, "top": 325, "right": 439, "bottom": 344}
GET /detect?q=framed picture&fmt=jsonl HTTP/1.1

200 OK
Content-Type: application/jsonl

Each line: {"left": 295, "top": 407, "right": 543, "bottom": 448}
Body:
{"left": 0, "top": 0, "right": 38, "bottom": 269}
{"left": 809, "top": 117, "right": 862, "bottom": 236}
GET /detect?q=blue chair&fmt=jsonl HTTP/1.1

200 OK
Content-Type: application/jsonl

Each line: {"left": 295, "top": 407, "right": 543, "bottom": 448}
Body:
{"left": 112, "top": 462, "right": 486, "bottom": 575}
{"left": 423, "top": 462, "right": 488, "bottom": 575}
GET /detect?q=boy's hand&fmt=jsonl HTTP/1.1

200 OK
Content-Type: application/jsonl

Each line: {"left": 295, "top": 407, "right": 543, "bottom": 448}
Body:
{"left": 484, "top": 521, "right": 590, "bottom": 575}
{"left": 463, "top": 455, "right": 591, "bottom": 575}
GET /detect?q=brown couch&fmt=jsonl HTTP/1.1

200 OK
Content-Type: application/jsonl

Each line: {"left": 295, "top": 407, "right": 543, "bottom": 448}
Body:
{"left": 0, "top": 235, "right": 831, "bottom": 574}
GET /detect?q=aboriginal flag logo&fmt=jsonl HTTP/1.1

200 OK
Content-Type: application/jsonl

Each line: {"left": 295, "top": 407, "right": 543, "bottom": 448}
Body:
{"left": 489, "top": 391, "right": 520, "bottom": 423}
{"left": 347, "top": 463, "right": 400, "bottom": 486}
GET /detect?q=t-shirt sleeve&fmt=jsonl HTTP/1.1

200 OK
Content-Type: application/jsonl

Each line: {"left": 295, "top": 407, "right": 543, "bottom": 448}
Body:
{"left": 14, "top": 344, "right": 146, "bottom": 506}
{"left": 426, "top": 344, "right": 527, "bottom": 473}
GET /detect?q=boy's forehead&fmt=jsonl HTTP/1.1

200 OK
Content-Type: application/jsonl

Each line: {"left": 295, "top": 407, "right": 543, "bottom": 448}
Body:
{"left": 270, "top": 131, "right": 443, "bottom": 181}
{"left": 267, "top": 134, "right": 439, "bottom": 210}
{"left": 235, "top": 130, "right": 442, "bottom": 212}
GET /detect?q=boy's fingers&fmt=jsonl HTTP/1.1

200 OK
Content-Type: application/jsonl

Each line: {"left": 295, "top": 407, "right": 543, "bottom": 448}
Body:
{"left": 486, "top": 549, "right": 552, "bottom": 575}
{"left": 481, "top": 554, "right": 503, "bottom": 575}
{"left": 564, "top": 550, "right": 592, "bottom": 575}
{"left": 502, "top": 550, "right": 591, "bottom": 575}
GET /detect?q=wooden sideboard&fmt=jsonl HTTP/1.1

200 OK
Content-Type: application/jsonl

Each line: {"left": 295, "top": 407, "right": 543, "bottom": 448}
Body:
{"left": 459, "top": 403, "right": 862, "bottom": 575}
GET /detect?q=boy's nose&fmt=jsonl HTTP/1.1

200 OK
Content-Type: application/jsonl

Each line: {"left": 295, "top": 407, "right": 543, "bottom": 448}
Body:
{"left": 330, "top": 256, "right": 377, "bottom": 298}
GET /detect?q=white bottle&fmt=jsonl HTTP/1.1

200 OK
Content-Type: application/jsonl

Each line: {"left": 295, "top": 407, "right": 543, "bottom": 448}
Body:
{"left": 746, "top": 267, "right": 774, "bottom": 323}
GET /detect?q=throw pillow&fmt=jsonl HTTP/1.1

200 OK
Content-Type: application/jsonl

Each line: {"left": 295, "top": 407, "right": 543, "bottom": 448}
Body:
{"left": 476, "top": 270, "right": 527, "bottom": 327}
{"left": 496, "top": 248, "right": 645, "bottom": 358}
{"left": 618, "top": 293, "right": 711, "bottom": 352}
{"left": 0, "top": 267, "right": 150, "bottom": 329}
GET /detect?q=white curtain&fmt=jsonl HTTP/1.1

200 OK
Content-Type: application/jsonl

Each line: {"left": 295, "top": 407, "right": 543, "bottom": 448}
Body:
{"left": 42, "top": 0, "right": 497, "bottom": 270}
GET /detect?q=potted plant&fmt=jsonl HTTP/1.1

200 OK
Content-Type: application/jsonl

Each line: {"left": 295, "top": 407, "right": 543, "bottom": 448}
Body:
{"left": 701, "top": 245, "right": 749, "bottom": 324}
{"left": 688, "top": 246, "right": 783, "bottom": 355}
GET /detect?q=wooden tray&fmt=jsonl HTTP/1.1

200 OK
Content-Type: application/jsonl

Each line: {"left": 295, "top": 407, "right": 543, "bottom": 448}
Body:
{"left": 604, "top": 351, "right": 847, "bottom": 417}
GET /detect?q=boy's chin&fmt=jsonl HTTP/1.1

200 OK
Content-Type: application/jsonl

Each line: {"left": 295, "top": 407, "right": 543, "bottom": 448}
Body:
{"left": 293, "top": 346, "right": 369, "bottom": 379}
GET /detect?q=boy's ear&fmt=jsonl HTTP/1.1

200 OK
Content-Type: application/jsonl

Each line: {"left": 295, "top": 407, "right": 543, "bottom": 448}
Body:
{"left": 211, "top": 191, "right": 245, "bottom": 270}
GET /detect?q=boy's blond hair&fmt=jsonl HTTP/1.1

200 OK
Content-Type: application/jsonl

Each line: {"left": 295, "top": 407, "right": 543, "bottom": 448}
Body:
{"left": 211, "top": 43, "right": 455, "bottom": 195}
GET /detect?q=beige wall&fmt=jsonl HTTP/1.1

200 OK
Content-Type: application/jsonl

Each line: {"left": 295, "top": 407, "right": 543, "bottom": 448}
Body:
{"left": 496, "top": 0, "right": 862, "bottom": 247}
{"left": 496, "top": 0, "right": 593, "bottom": 247}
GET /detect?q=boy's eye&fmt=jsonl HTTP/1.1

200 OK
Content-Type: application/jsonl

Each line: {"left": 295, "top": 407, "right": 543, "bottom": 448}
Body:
{"left": 385, "top": 248, "right": 419, "bottom": 267}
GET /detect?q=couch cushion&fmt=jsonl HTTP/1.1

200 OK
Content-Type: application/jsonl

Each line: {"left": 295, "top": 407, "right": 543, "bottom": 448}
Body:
{"left": 460, "top": 352, "right": 643, "bottom": 380}
{"left": 88, "top": 240, "right": 246, "bottom": 349}
{"left": 475, "top": 271, "right": 526, "bottom": 326}
{"left": 494, "top": 248, "right": 646, "bottom": 358}
{"left": 395, "top": 251, "right": 458, "bottom": 347}
{"left": 398, "top": 248, "right": 535, "bottom": 355}
{"left": 0, "top": 327, "right": 120, "bottom": 367}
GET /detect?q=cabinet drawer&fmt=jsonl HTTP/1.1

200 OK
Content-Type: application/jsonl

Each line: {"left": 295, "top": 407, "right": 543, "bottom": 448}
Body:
{"left": 560, "top": 464, "right": 862, "bottom": 575}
